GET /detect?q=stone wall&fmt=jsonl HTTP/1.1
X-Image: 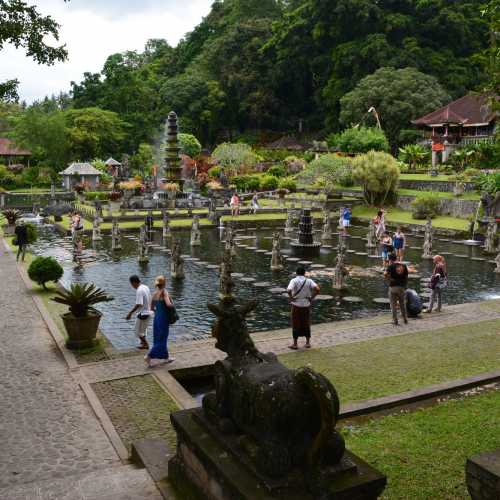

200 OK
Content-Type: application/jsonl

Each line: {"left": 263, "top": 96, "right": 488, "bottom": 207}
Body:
{"left": 399, "top": 179, "right": 475, "bottom": 193}
{"left": 396, "top": 195, "right": 479, "bottom": 218}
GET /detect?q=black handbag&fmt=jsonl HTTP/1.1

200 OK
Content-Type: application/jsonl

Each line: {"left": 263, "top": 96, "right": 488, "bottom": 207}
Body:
{"left": 169, "top": 305, "right": 179, "bottom": 325}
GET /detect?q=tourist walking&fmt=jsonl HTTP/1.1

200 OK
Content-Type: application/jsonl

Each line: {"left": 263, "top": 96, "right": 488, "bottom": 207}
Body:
{"left": 145, "top": 275, "right": 175, "bottom": 367}
{"left": 14, "top": 220, "right": 28, "bottom": 262}
{"left": 287, "top": 266, "right": 320, "bottom": 349}
{"left": 427, "top": 255, "right": 448, "bottom": 313}
{"left": 126, "top": 275, "right": 152, "bottom": 349}
{"left": 230, "top": 193, "right": 240, "bottom": 216}
{"left": 145, "top": 210, "right": 154, "bottom": 234}
{"left": 393, "top": 227, "right": 406, "bottom": 261}
{"left": 251, "top": 192, "right": 260, "bottom": 214}
{"left": 380, "top": 231, "right": 393, "bottom": 268}
{"left": 384, "top": 253, "right": 409, "bottom": 326}
{"left": 341, "top": 207, "right": 352, "bottom": 235}
{"left": 374, "top": 209, "right": 386, "bottom": 240}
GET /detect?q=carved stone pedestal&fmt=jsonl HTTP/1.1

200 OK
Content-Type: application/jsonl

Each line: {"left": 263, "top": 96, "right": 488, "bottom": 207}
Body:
{"left": 169, "top": 408, "right": 386, "bottom": 500}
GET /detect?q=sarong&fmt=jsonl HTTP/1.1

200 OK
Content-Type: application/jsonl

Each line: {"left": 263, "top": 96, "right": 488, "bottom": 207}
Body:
{"left": 291, "top": 305, "right": 311, "bottom": 339}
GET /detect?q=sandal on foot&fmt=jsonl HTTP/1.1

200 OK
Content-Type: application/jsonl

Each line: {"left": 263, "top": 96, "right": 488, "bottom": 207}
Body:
{"left": 288, "top": 345, "right": 298, "bottom": 350}
{"left": 305, "top": 344, "right": 311, "bottom": 349}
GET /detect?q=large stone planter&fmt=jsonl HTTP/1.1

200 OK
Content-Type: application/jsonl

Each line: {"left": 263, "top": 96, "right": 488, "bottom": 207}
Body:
{"left": 61, "top": 310, "right": 101, "bottom": 349}
{"left": 110, "top": 201, "right": 121, "bottom": 213}
{"left": 2, "top": 224, "right": 15, "bottom": 236}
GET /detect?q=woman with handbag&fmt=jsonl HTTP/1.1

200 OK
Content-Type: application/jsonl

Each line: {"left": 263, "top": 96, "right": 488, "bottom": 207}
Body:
{"left": 427, "top": 255, "right": 448, "bottom": 313}
{"left": 145, "top": 275, "right": 176, "bottom": 367}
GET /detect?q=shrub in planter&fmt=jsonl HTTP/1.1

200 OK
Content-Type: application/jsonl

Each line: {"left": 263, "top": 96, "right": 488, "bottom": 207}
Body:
{"left": 259, "top": 175, "right": 279, "bottom": 191}
{"left": 411, "top": 194, "right": 441, "bottom": 219}
{"left": 28, "top": 256, "right": 63, "bottom": 290}
{"left": 267, "top": 165, "right": 286, "bottom": 178}
{"left": 52, "top": 283, "right": 113, "bottom": 349}
{"left": 278, "top": 177, "right": 297, "bottom": 192}
{"left": 2, "top": 208, "right": 21, "bottom": 225}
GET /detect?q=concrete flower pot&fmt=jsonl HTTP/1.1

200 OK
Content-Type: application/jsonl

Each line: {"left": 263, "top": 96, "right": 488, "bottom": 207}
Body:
{"left": 62, "top": 310, "right": 101, "bottom": 349}
{"left": 2, "top": 224, "right": 15, "bottom": 236}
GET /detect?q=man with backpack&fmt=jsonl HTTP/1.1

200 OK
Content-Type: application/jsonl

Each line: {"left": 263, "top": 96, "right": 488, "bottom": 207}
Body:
{"left": 287, "top": 266, "right": 320, "bottom": 349}
{"left": 384, "top": 253, "right": 409, "bottom": 326}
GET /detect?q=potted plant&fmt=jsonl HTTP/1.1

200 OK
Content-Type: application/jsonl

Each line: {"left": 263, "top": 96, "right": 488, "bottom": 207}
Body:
{"left": 2, "top": 208, "right": 21, "bottom": 235}
{"left": 52, "top": 283, "right": 114, "bottom": 349}
{"left": 163, "top": 182, "right": 179, "bottom": 208}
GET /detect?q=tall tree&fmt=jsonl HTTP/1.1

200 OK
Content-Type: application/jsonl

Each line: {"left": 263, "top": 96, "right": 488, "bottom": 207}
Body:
{"left": 0, "top": 0, "right": 68, "bottom": 100}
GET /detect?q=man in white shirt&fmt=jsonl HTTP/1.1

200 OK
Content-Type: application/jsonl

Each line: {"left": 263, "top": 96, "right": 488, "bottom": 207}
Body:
{"left": 126, "top": 275, "right": 152, "bottom": 349}
{"left": 286, "top": 266, "right": 320, "bottom": 350}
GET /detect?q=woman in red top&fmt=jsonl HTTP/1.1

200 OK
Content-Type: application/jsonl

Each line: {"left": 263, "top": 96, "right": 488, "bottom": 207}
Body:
{"left": 427, "top": 255, "right": 447, "bottom": 313}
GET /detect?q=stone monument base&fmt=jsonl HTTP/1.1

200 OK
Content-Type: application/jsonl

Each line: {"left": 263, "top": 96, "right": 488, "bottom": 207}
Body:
{"left": 169, "top": 408, "right": 386, "bottom": 500}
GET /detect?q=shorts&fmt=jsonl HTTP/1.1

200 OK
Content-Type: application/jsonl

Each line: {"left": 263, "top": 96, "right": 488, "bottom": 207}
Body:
{"left": 381, "top": 250, "right": 389, "bottom": 259}
{"left": 342, "top": 220, "right": 350, "bottom": 228}
{"left": 393, "top": 241, "right": 404, "bottom": 250}
{"left": 134, "top": 315, "right": 151, "bottom": 338}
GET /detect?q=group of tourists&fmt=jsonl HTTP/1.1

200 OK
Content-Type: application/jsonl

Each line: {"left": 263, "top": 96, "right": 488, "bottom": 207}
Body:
{"left": 126, "top": 274, "right": 176, "bottom": 367}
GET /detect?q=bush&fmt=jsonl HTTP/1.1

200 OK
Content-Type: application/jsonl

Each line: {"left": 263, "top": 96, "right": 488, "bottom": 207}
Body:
{"left": 462, "top": 168, "right": 481, "bottom": 179}
{"left": 267, "top": 165, "right": 286, "bottom": 177}
{"left": 473, "top": 172, "right": 500, "bottom": 194}
{"left": 411, "top": 194, "right": 441, "bottom": 219}
{"left": 259, "top": 175, "right": 279, "bottom": 191}
{"left": 84, "top": 192, "right": 109, "bottom": 201}
{"left": 25, "top": 223, "right": 37, "bottom": 244}
{"left": 328, "top": 127, "right": 390, "bottom": 154}
{"left": 278, "top": 176, "right": 297, "bottom": 192}
{"left": 212, "top": 143, "right": 258, "bottom": 176}
{"left": 28, "top": 256, "right": 63, "bottom": 290}
{"left": 179, "top": 133, "right": 202, "bottom": 158}
{"left": 207, "top": 166, "right": 222, "bottom": 179}
{"left": 300, "top": 154, "right": 353, "bottom": 195}
{"left": 352, "top": 151, "right": 400, "bottom": 205}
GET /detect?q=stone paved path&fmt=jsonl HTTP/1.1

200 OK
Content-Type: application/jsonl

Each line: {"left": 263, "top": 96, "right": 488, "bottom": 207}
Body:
{"left": 0, "top": 245, "right": 162, "bottom": 500}
{"left": 80, "top": 299, "right": 500, "bottom": 384}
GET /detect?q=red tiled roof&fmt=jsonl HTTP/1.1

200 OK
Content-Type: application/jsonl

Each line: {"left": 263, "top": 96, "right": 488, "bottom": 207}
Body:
{"left": 412, "top": 95, "right": 498, "bottom": 126}
{"left": 0, "top": 137, "right": 32, "bottom": 156}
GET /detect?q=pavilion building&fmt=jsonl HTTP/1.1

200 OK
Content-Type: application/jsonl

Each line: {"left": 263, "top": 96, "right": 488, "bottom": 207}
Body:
{"left": 412, "top": 94, "right": 498, "bottom": 167}
{"left": 0, "top": 138, "right": 31, "bottom": 167}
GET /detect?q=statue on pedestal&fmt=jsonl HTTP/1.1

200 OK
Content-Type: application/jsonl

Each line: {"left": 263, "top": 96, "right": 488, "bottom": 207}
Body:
{"left": 366, "top": 220, "right": 377, "bottom": 248}
{"left": 332, "top": 238, "right": 348, "bottom": 290}
{"left": 190, "top": 215, "right": 202, "bottom": 246}
{"left": 422, "top": 218, "right": 433, "bottom": 259}
{"left": 495, "top": 251, "right": 500, "bottom": 274}
{"left": 270, "top": 232, "right": 284, "bottom": 271}
{"left": 170, "top": 238, "right": 184, "bottom": 279}
{"left": 92, "top": 215, "right": 102, "bottom": 241}
{"left": 162, "top": 209, "right": 171, "bottom": 239}
{"left": 321, "top": 211, "right": 332, "bottom": 241}
{"left": 111, "top": 218, "right": 121, "bottom": 251}
{"left": 138, "top": 225, "right": 149, "bottom": 263}
{"left": 484, "top": 220, "right": 498, "bottom": 254}
{"left": 284, "top": 210, "right": 294, "bottom": 233}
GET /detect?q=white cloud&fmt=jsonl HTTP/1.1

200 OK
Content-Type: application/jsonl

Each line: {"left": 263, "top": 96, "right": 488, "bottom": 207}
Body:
{"left": 0, "top": 0, "right": 213, "bottom": 102}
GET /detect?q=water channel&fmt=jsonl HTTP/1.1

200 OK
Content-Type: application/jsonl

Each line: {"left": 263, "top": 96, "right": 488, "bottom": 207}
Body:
{"left": 30, "top": 223, "right": 500, "bottom": 349}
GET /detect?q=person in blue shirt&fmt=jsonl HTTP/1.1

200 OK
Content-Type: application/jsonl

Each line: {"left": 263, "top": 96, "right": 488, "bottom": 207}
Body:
{"left": 393, "top": 227, "right": 406, "bottom": 261}
{"left": 341, "top": 207, "right": 352, "bottom": 235}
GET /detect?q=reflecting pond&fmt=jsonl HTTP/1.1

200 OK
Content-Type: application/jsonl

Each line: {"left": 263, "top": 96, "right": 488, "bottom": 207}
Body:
{"left": 30, "top": 223, "right": 500, "bottom": 349}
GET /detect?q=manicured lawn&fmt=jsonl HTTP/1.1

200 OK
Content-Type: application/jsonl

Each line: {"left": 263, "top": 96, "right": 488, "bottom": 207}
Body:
{"left": 345, "top": 389, "right": 500, "bottom": 499}
{"left": 399, "top": 173, "right": 452, "bottom": 181}
{"left": 352, "top": 206, "right": 470, "bottom": 231}
{"left": 279, "top": 319, "right": 500, "bottom": 404}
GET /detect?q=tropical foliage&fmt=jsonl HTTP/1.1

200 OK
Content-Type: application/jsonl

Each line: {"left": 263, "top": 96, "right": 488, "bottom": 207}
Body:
{"left": 52, "top": 282, "right": 114, "bottom": 318}
{"left": 328, "top": 127, "right": 389, "bottom": 154}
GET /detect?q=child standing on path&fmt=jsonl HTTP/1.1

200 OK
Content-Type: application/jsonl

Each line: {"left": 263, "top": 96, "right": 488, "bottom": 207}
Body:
{"left": 393, "top": 227, "right": 406, "bottom": 261}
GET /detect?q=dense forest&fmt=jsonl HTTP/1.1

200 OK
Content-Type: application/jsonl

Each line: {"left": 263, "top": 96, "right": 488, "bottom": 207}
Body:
{"left": 1, "top": 0, "right": 496, "bottom": 164}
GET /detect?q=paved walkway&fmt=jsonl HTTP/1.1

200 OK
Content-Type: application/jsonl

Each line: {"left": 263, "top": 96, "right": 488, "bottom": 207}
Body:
{"left": 0, "top": 245, "right": 162, "bottom": 500}
{"left": 81, "top": 299, "right": 500, "bottom": 384}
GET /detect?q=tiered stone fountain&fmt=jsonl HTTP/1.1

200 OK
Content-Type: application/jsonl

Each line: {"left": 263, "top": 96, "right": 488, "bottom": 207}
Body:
{"left": 290, "top": 209, "right": 321, "bottom": 257}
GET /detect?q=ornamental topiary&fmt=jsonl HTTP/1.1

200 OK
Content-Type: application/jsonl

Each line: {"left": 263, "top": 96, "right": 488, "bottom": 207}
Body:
{"left": 179, "top": 133, "right": 202, "bottom": 158}
{"left": 259, "top": 175, "right": 279, "bottom": 191}
{"left": 411, "top": 194, "right": 441, "bottom": 219}
{"left": 28, "top": 256, "right": 63, "bottom": 290}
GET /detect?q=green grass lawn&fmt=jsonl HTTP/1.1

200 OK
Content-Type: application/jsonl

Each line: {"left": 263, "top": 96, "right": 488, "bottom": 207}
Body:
{"left": 399, "top": 173, "right": 452, "bottom": 181}
{"left": 279, "top": 319, "right": 500, "bottom": 404}
{"left": 345, "top": 389, "right": 500, "bottom": 499}
{"left": 352, "top": 206, "right": 470, "bottom": 231}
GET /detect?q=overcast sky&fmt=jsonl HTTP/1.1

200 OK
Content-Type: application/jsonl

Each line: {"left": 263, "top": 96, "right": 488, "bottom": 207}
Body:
{"left": 1, "top": 0, "right": 213, "bottom": 103}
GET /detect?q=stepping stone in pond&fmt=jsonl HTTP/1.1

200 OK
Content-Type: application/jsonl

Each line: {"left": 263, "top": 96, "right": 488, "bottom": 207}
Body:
{"left": 240, "top": 277, "right": 256, "bottom": 282}
{"left": 265, "top": 252, "right": 273, "bottom": 256}
{"left": 342, "top": 296, "right": 363, "bottom": 303}
{"left": 373, "top": 298, "right": 390, "bottom": 305}
{"left": 287, "top": 257, "right": 301, "bottom": 262}
{"left": 408, "top": 274, "right": 422, "bottom": 279}
{"left": 454, "top": 254, "right": 469, "bottom": 258}
{"left": 253, "top": 281, "right": 271, "bottom": 287}
{"left": 322, "top": 245, "right": 333, "bottom": 249}
{"left": 471, "top": 257, "right": 486, "bottom": 261}
{"left": 439, "top": 252, "right": 452, "bottom": 256}
{"left": 256, "top": 249, "right": 267, "bottom": 253}
{"left": 409, "top": 246, "right": 421, "bottom": 250}
{"left": 368, "top": 255, "right": 380, "bottom": 259}
{"left": 206, "top": 264, "right": 219, "bottom": 269}
{"left": 181, "top": 254, "right": 190, "bottom": 258}
{"left": 298, "top": 260, "right": 313, "bottom": 265}
{"left": 231, "top": 273, "right": 244, "bottom": 278}
{"left": 198, "top": 261, "right": 208, "bottom": 265}
{"left": 310, "top": 264, "right": 326, "bottom": 269}
{"left": 315, "top": 294, "right": 334, "bottom": 301}
{"left": 347, "top": 250, "right": 356, "bottom": 254}
{"left": 190, "top": 257, "right": 200, "bottom": 261}
{"left": 269, "top": 287, "right": 287, "bottom": 293}
{"left": 355, "top": 252, "right": 368, "bottom": 256}
{"left": 247, "top": 246, "right": 257, "bottom": 250}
